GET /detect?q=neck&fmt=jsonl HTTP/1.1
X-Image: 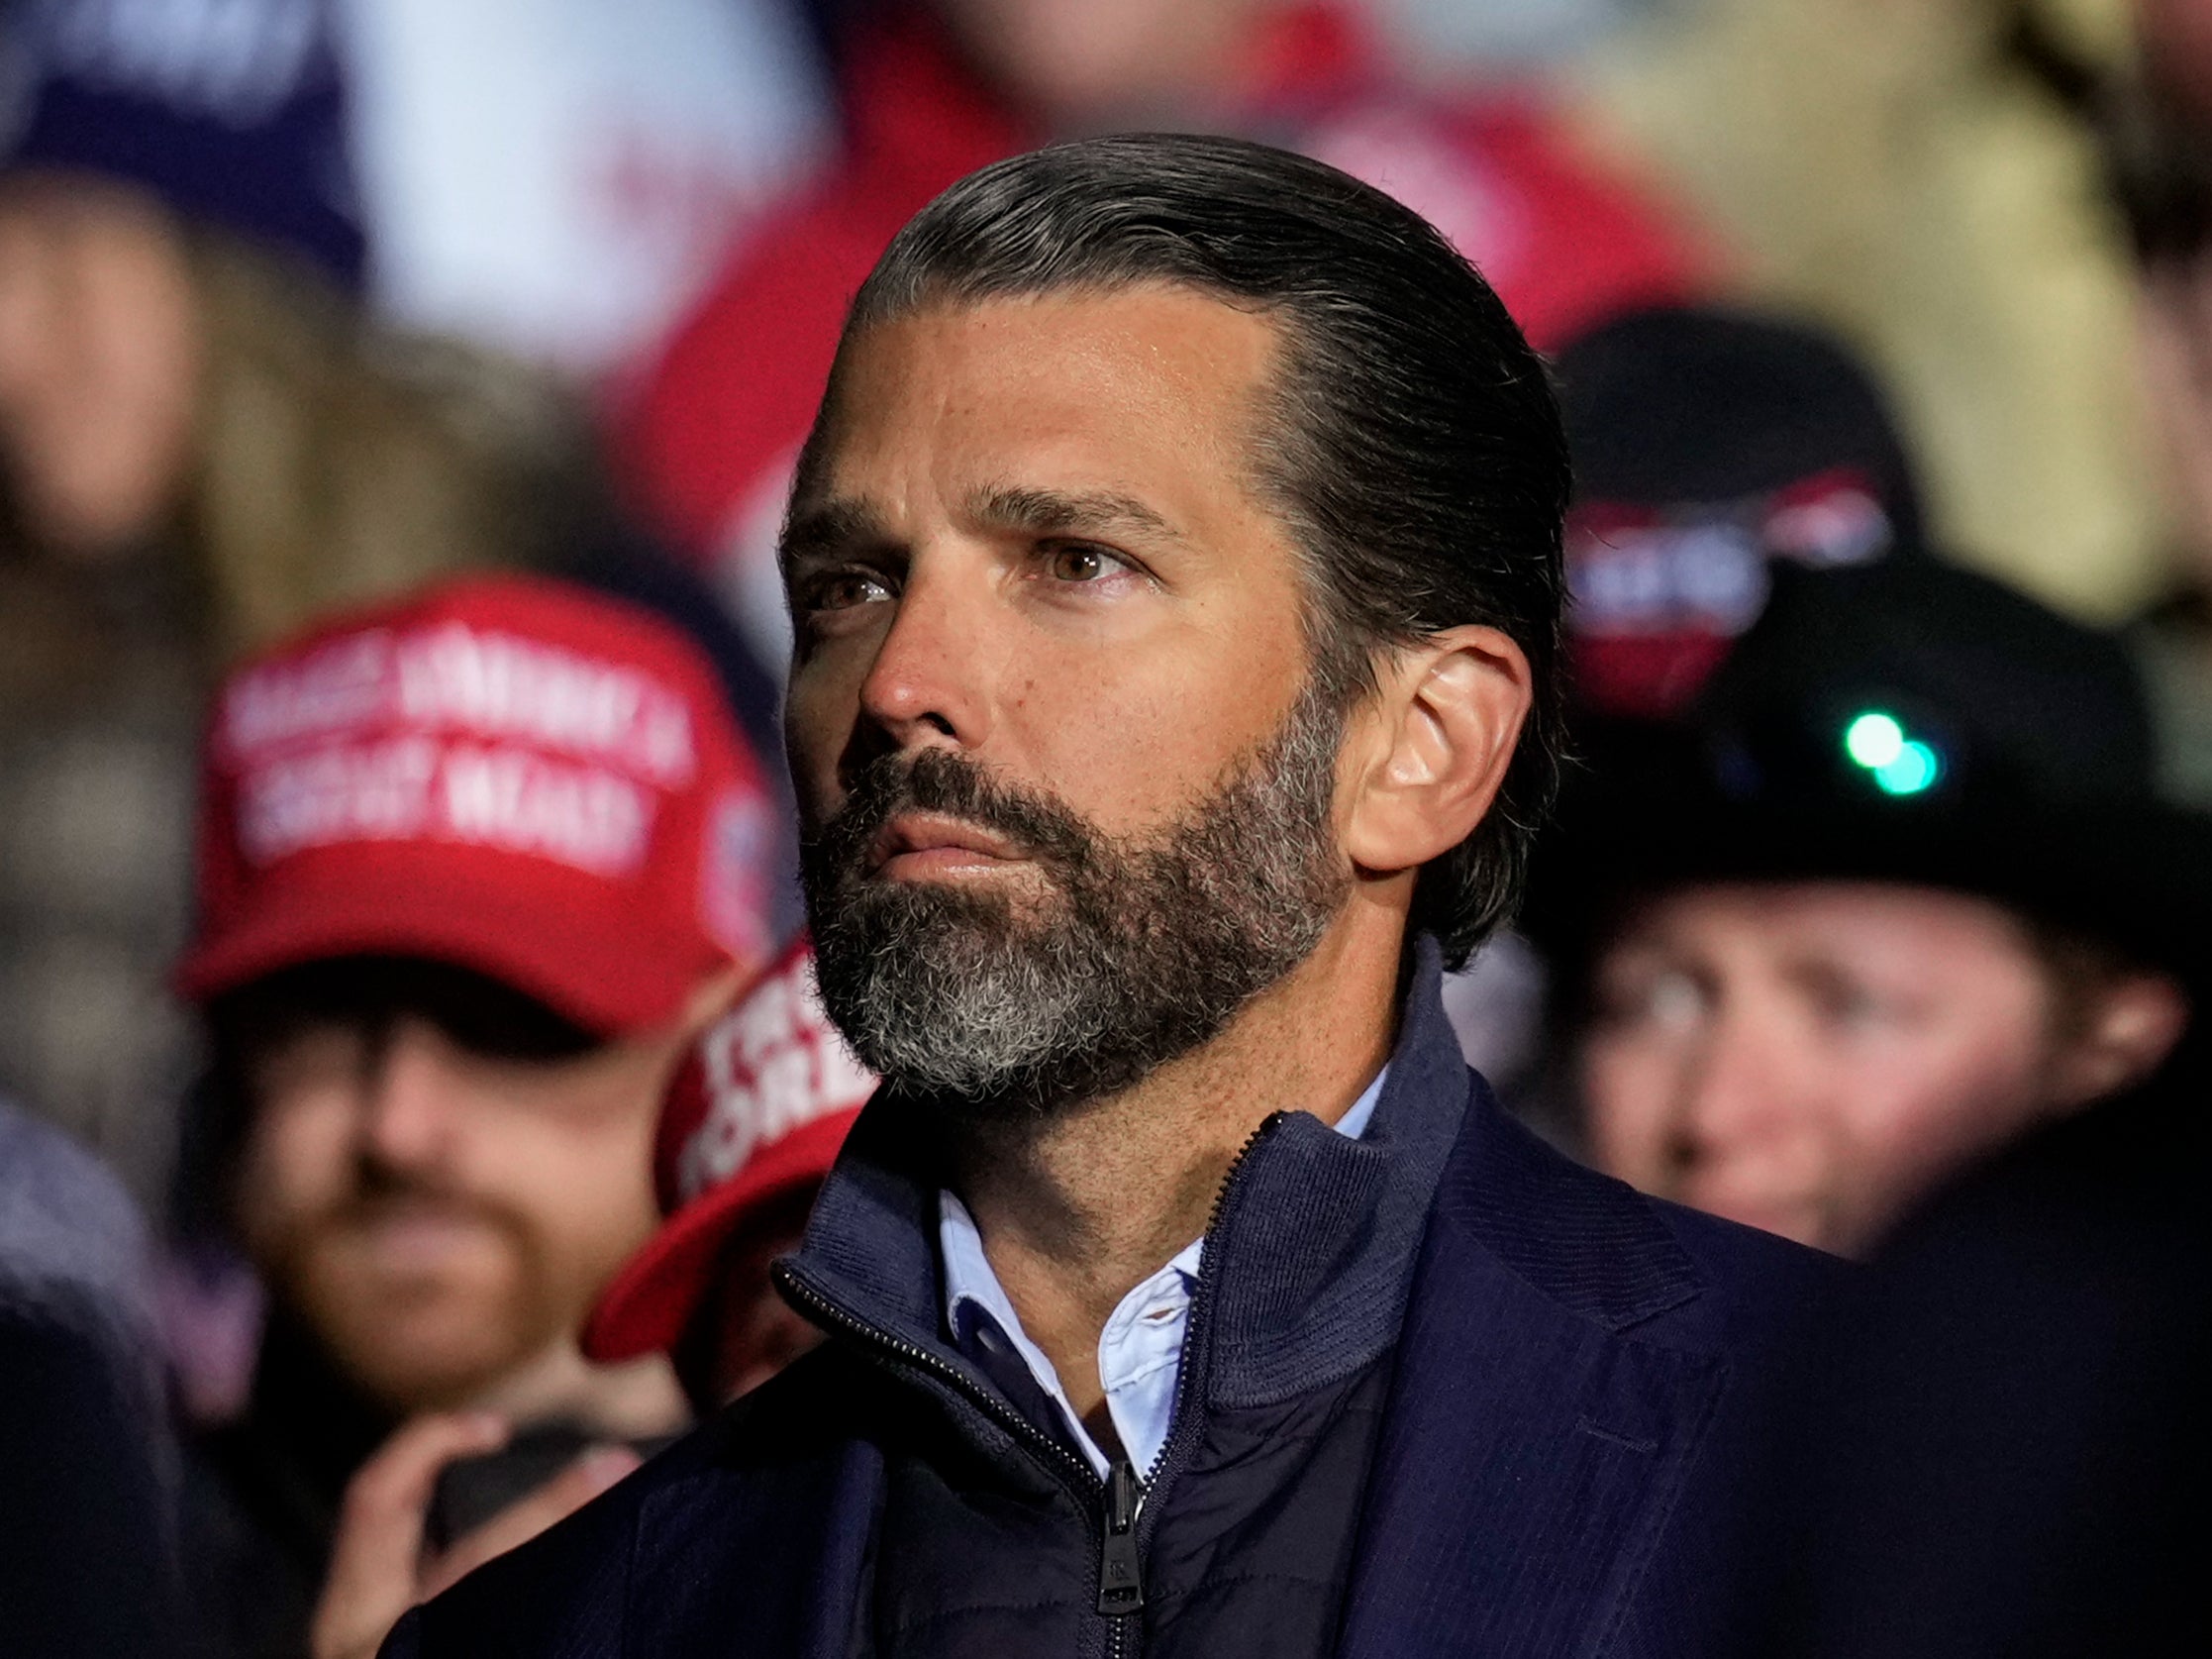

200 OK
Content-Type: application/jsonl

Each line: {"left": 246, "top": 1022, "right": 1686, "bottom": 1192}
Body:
{"left": 954, "top": 899, "right": 1406, "bottom": 1424}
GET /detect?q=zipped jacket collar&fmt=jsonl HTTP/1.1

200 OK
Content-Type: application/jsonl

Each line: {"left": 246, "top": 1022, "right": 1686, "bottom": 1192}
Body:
{"left": 775, "top": 936, "right": 1471, "bottom": 1429}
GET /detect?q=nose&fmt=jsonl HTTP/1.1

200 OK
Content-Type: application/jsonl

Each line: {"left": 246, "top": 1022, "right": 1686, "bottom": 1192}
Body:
{"left": 1665, "top": 1003, "right": 1807, "bottom": 1179}
{"left": 852, "top": 561, "right": 990, "bottom": 762}
{"left": 356, "top": 1019, "right": 462, "bottom": 1173}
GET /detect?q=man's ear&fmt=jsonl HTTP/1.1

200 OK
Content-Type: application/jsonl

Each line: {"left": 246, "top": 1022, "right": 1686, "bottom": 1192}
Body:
{"left": 1342, "top": 625, "right": 1533, "bottom": 877}
{"left": 2052, "top": 972, "right": 2191, "bottom": 1108}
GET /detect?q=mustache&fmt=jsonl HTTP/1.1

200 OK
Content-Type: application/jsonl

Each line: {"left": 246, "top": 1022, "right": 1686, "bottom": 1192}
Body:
{"left": 308, "top": 1159, "right": 535, "bottom": 1239}
{"left": 803, "top": 748, "right": 1102, "bottom": 887}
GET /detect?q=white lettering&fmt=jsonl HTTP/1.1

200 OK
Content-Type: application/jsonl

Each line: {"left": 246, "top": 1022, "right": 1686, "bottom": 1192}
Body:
{"left": 1570, "top": 524, "right": 1766, "bottom": 636}
{"left": 678, "top": 954, "right": 874, "bottom": 1199}
{"left": 238, "top": 735, "right": 438, "bottom": 863}
{"left": 218, "top": 618, "right": 696, "bottom": 788}
{"left": 397, "top": 624, "right": 696, "bottom": 783}
{"left": 434, "top": 744, "right": 652, "bottom": 876}
{"left": 222, "top": 631, "right": 396, "bottom": 759}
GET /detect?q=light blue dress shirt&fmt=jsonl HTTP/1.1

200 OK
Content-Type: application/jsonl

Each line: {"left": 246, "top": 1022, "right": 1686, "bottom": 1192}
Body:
{"left": 939, "top": 1069, "right": 1388, "bottom": 1479}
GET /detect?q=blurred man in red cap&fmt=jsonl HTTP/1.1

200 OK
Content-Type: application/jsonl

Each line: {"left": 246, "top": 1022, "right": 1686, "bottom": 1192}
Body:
{"left": 312, "top": 936, "right": 873, "bottom": 1659}
{"left": 170, "top": 572, "right": 777, "bottom": 1659}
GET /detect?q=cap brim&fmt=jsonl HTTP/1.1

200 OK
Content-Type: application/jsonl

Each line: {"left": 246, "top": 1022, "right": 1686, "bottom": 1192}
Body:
{"left": 1528, "top": 792, "right": 2212, "bottom": 983}
{"left": 583, "top": 1110, "right": 859, "bottom": 1363}
{"left": 174, "top": 847, "right": 726, "bottom": 1036}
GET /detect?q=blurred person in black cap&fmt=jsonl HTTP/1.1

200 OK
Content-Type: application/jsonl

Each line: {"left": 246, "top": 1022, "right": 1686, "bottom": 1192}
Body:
{"left": 1533, "top": 276, "right": 2212, "bottom": 1648}
{"left": 1531, "top": 555, "right": 2200, "bottom": 1257}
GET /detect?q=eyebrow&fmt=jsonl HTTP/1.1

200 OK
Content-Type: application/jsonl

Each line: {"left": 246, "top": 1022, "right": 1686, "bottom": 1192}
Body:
{"left": 779, "top": 483, "right": 1189, "bottom": 577}
{"left": 966, "top": 484, "right": 1186, "bottom": 549}
{"left": 779, "top": 498, "right": 890, "bottom": 573}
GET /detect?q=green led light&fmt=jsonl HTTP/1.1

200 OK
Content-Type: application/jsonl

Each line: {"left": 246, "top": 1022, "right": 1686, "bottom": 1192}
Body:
{"left": 1845, "top": 709, "right": 1942, "bottom": 796}
{"left": 1872, "top": 740, "right": 1941, "bottom": 796}
{"left": 1844, "top": 711, "right": 1905, "bottom": 770}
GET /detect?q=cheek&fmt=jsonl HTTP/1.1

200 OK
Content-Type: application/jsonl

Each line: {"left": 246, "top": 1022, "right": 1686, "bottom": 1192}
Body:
{"left": 234, "top": 1089, "right": 359, "bottom": 1247}
{"left": 1828, "top": 1015, "right": 2051, "bottom": 1217}
{"left": 1015, "top": 634, "right": 1303, "bottom": 839}
{"left": 785, "top": 641, "right": 873, "bottom": 817}
{"left": 456, "top": 1080, "right": 662, "bottom": 1285}
{"left": 1579, "top": 1034, "right": 1681, "bottom": 1182}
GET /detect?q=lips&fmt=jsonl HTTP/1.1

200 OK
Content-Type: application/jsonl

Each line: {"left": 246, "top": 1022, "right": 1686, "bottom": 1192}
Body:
{"left": 867, "top": 812, "right": 1025, "bottom": 878}
{"left": 319, "top": 1199, "right": 512, "bottom": 1281}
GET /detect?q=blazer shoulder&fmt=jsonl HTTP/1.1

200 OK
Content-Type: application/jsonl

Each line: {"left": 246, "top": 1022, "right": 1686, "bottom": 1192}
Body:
{"left": 1424, "top": 1077, "right": 1844, "bottom": 1354}
{"left": 1649, "top": 1192, "right": 1850, "bottom": 1353}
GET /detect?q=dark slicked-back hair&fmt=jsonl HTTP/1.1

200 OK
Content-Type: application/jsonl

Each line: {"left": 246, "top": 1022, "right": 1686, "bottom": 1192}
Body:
{"left": 797, "top": 133, "right": 1568, "bottom": 967}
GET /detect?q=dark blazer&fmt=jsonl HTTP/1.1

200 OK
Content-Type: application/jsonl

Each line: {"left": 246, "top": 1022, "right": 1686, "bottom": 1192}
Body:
{"left": 388, "top": 958, "right": 1832, "bottom": 1658}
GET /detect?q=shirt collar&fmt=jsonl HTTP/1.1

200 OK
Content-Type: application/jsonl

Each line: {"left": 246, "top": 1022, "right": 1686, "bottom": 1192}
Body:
{"left": 939, "top": 1064, "right": 1389, "bottom": 1340}
{"left": 936, "top": 1064, "right": 1390, "bottom": 1475}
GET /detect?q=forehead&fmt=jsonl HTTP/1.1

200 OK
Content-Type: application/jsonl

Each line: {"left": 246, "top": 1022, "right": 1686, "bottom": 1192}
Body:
{"left": 1615, "top": 881, "right": 2037, "bottom": 975}
{"left": 806, "top": 285, "right": 1285, "bottom": 515}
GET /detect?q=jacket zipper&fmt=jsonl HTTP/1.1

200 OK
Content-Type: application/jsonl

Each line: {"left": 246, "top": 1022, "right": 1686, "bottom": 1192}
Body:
{"left": 771, "top": 1262, "right": 1139, "bottom": 1651}
{"left": 1135, "top": 1112, "right": 1288, "bottom": 1484}
{"left": 1098, "top": 1458, "right": 1145, "bottom": 1615}
{"left": 771, "top": 1110, "right": 1286, "bottom": 1659}
{"left": 1105, "top": 1111, "right": 1289, "bottom": 1659}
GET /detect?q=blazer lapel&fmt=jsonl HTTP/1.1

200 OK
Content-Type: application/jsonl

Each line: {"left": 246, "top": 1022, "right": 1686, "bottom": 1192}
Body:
{"left": 1338, "top": 1089, "right": 1728, "bottom": 1658}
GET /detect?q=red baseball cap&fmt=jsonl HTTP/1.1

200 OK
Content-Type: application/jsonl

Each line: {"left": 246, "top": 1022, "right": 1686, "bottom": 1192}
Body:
{"left": 584, "top": 936, "right": 875, "bottom": 1363}
{"left": 176, "top": 574, "right": 779, "bottom": 1034}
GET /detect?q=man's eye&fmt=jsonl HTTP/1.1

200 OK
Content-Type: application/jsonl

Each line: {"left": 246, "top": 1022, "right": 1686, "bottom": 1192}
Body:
{"left": 1593, "top": 968, "right": 1705, "bottom": 1032}
{"left": 1814, "top": 984, "right": 1889, "bottom": 1029}
{"left": 1043, "top": 543, "right": 1126, "bottom": 583}
{"left": 809, "top": 570, "right": 893, "bottom": 611}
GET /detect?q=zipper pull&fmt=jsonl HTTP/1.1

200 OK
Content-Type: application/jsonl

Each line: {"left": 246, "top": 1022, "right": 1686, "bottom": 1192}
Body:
{"left": 1096, "top": 1458, "right": 1145, "bottom": 1616}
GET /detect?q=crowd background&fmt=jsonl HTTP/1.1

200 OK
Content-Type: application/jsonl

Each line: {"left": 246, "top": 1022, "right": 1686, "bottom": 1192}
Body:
{"left": 3, "top": 0, "right": 2210, "bottom": 1654}
{"left": 2, "top": 0, "right": 2187, "bottom": 1225}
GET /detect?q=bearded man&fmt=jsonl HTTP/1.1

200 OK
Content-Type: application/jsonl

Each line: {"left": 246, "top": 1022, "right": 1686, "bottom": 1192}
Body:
{"left": 173, "top": 575, "right": 774, "bottom": 1658}
{"left": 386, "top": 134, "right": 1831, "bottom": 1659}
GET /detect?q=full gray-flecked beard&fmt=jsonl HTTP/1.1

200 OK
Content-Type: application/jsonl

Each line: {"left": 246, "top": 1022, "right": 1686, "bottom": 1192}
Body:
{"left": 800, "top": 679, "right": 1351, "bottom": 1116}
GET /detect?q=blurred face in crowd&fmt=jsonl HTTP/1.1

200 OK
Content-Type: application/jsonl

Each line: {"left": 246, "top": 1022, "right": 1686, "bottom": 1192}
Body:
{"left": 781, "top": 287, "right": 1367, "bottom": 1109}
{"left": 930, "top": 0, "right": 1270, "bottom": 129}
{"left": 1579, "top": 881, "right": 2186, "bottom": 1256}
{"left": 684, "top": 1188, "right": 825, "bottom": 1407}
{"left": 0, "top": 176, "right": 199, "bottom": 556}
{"left": 226, "top": 960, "right": 703, "bottom": 1411}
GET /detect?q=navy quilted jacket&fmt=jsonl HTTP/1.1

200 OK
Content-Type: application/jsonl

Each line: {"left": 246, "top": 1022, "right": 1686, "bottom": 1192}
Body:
{"left": 387, "top": 943, "right": 1835, "bottom": 1658}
